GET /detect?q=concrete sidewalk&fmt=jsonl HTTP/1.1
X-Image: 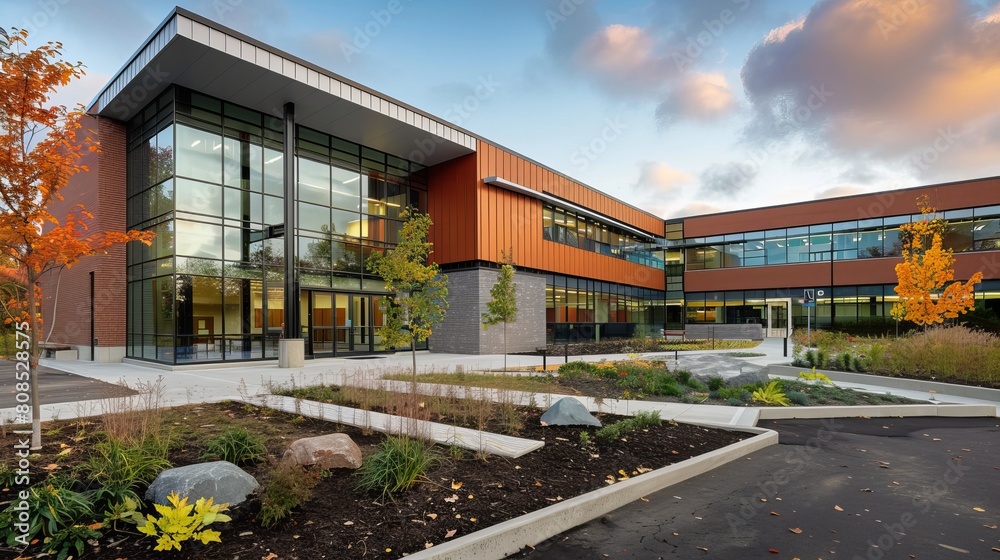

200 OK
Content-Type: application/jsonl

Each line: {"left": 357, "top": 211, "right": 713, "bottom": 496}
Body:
{"left": 3, "top": 337, "right": 996, "bottom": 425}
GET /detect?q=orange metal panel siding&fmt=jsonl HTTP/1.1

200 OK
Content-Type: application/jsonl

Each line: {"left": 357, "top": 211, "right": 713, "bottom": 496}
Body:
{"left": 427, "top": 153, "right": 478, "bottom": 264}
{"left": 467, "top": 141, "right": 663, "bottom": 290}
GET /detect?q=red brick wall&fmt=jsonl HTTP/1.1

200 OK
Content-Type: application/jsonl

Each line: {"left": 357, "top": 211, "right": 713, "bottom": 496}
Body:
{"left": 38, "top": 116, "right": 128, "bottom": 354}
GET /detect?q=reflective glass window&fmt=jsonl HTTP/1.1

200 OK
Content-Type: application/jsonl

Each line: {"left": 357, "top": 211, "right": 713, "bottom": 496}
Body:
{"left": 176, "top": 124, "right": 223, "bottom": 183}
{"left": 175, "top": 178, "right": 222, "bottom": 216}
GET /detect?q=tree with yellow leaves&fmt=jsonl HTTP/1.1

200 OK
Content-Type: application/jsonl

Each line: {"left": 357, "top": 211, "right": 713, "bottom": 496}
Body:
{"left": 891, "top": 196, "right": 983, "bottom": 327}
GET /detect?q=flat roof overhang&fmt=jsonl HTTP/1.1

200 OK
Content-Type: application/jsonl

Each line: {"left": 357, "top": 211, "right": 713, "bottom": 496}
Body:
{"left": 88, "top": 8, "right": 475, "bottom": 166}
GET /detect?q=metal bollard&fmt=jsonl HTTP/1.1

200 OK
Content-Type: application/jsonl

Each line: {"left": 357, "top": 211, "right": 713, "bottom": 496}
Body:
{"left": 565, "top": 343, "right": 569, "bottom": 363}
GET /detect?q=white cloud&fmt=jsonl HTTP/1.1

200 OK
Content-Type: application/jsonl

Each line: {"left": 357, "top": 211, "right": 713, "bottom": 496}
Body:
{"left": 632, "top": 161, "right": 693, "bottom": 194}
{"left": 667, "top": 201, "right": 722, "bottom": 218}
{"left": 741, "top": 0, "right": 1000, "bottom": 181}
{"left": 814, "top": 184, "right": 865, "bottom": 199}
{"left": 656, "top": 72, "right": 736, "bottom": 126}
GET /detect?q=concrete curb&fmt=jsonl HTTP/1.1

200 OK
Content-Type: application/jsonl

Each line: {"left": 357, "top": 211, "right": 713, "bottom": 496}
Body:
{"left": 250, "top": 395, "right": 545, "bottom": 458}
{"left": 757, "top": 403, "right": 997, "bottom": 420}
{"left": 402, "top": 427, "right": 776, "bottom": 560}
{"left": 767, "top": 365, "right": 1000, "bottom": 402}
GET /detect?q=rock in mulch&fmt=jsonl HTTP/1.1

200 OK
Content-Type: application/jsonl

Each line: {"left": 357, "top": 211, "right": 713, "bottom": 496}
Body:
{"left": 540, "top": 397, "right": 602, "bottom": 427}
{"left": 146, "top": 461, "right": 258, "bottom": 506}
{"left": 282, "top": 433, "right": 363, "bottom": 469}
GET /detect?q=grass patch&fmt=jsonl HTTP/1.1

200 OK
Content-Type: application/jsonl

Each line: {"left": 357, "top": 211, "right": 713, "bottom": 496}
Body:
{"left": 355, "top": 436, "right": 439, "bottom": 499}
{"left": 721, "top": 352, "right": 766, "bottom": 358}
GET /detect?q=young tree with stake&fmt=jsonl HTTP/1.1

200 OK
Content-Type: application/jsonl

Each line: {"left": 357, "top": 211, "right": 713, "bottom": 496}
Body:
{"left": 482, "top": 250, "right": 517, "bottom": 371}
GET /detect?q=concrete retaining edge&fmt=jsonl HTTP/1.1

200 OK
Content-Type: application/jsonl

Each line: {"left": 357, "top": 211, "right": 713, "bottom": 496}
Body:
{"left": 402, "top": 427, "right": 777, "bottom": 560}
{"left": 767, "top": 364, "right": 1000, "bottom": 402}
{"left": 757, "top": 403, "right": 997, "bottom": 420}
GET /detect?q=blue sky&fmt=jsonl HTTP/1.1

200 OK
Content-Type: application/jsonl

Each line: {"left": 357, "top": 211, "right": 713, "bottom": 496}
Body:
{"left": 6, "top": 0, "right": 1000, "bottom": 218}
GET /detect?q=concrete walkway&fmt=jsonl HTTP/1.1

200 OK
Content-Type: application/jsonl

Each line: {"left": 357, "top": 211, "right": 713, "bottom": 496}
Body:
{"left": 3, "top": 337, "right": 996, "bottom": 425}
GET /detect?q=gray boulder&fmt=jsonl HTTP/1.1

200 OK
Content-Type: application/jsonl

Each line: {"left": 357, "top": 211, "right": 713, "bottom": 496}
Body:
{"left": 282, "top": 433, "right": 362, "bottom": 470}
{"left": 146, "top": 461, "right": 258, "bottom": 506}
{"left": 540, "top": 397, "right": 601, "bottom": 427}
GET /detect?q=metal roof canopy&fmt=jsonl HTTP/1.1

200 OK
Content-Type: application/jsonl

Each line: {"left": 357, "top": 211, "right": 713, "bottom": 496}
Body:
{"left": 89, "top": 7, "right": 476, "bottom": 166}
{"left": 483, "top": 176, "right": 660, "bottom": 241}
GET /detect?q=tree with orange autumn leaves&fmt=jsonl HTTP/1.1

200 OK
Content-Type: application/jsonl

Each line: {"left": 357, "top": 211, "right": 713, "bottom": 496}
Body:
{"left": 0, "top": 28, "right": 153, "bottom": 448}
{"left": 891, "top": 196, "right": 983, "bottom": 328}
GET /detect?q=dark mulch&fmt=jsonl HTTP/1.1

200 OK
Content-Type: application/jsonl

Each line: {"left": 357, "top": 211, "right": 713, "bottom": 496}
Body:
{"left": 0, "top": 402, "right": 748, "bottom": 560}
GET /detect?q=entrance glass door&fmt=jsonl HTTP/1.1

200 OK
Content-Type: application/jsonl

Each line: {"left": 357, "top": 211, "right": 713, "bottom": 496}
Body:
{"left": 306, "top": 291, "right": 380, "bottom": 356}
{"left": 335, "top": 294, "right": 351, "bottom": 354}
{"left": 311, "top": 292, "right": 334, "bottom": 356}
{"left": 767, "top": 300, "right": 790, "bottom": 338}
{"left": 351, "top": 295, "right": 372, "bottom": 353}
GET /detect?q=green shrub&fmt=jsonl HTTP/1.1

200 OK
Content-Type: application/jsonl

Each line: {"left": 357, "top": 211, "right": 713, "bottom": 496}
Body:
{"left": 85, "top": 435, "right": 170, "bottom": 501}
{"left": 851, "top": 355, "right": 867, "bottom": 372}
{"left": 786, "top": 391, "right": 810, "bottom": 405}
{"left": 676, "top": 370, "right": 693, "bottom": 384}
{"left": 558, "top": 361, "right": 600, "bottom": 378}
{"left": 594, "top": 411, "right": 661, "bottom": 444}
{"left": 45, "top": 523, "right": 103, "bottom": 560}
{"left": 578, "top": 431, "right": 591, "bottom": 447}
{"left": 727, "top": 397, "right": 745, "bottom": 407}
{"left": 803, "top": 349, "right": 818, "bottom": 368}
{"left": 0, "top": 477, "right": 95, "bottom": 550}
{"left": 645, "top": 372, "right": 682, "bottom": 397}
{"left": 836, "top": 352, "right": 851, "bottom": 371}
{"left": 707, "top": 376, "right": 726, "bottom": 391}
{"left": 751, "top": 381, "right": 791, "bottom": 406}
{"left": 356, "top": 436, "right": 438, "bottom": 499}
{"left": 738, "top": 390, "right": 754, "bottom": 403}
{"left": 202, "top": 427, "right": 267, "bottom": 465}
{"left": 816, "top": 349, "right": 829, "bottom": 369}
{"left": 685, "top": 378, "right": 707, "bottom": 391}
{"left": 258, "top": 462, "right": 319, "bottom": 528}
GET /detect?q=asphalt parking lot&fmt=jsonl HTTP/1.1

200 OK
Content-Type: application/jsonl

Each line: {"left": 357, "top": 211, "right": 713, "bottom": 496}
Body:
{"left": 517, "top": 417, "right": 1000, "bottom": 559}
{"left": 0, "top": 360, "right": 134, "bottom": 410}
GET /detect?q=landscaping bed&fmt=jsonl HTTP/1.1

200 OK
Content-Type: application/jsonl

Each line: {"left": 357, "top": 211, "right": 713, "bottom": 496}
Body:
{"left": 381, "top": 359, "right": 922, "bottom": 407}
{"left": 0, "top": 400, "right": 747, "bottom": 560}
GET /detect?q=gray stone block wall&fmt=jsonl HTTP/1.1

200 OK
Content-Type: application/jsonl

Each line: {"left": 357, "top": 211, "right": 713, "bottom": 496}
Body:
{"left": 429, "top": 268, "right": 546, "bottom": 355}
{"left": 684, "top": 323, "right": 764, "bottom": 340}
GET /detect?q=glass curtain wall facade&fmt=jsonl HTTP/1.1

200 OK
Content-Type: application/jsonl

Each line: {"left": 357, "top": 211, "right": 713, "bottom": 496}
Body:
{"left": 545, "top": 274, "right": 666, "bottom": 343}
{"left": 682, "top": 208, "right": 1000, "bottom": 271}
{"left": 684, "top": 283, "right": 1000, "bottom": 330}
{"left": 542, "top": 204, "right": 666, "bottom": 269}
{"left": 125, "top": 87, "right": 427, "bottom": 364}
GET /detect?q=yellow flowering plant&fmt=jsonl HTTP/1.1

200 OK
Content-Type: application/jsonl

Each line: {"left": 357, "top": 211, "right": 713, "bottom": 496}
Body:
{"left": 136, "top": 492, "right": 231, "bottom": 552}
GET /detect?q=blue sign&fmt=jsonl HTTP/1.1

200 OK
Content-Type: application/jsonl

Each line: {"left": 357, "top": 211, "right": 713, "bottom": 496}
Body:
{"left": 803, "top": 302, "right": 816, "bottom": 307}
